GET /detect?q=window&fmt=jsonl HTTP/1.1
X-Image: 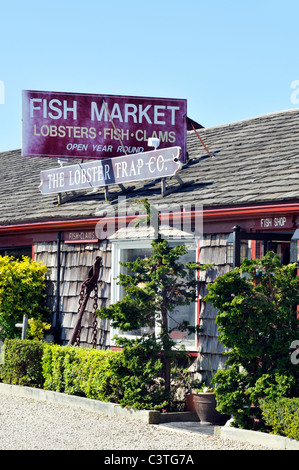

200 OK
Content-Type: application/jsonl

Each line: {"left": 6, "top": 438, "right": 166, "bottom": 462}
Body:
{"left": 111, "top": 240, "right": 198, "bottom": 351}
{"left": 0, "top": 246, "right": 32, "bottom": 260}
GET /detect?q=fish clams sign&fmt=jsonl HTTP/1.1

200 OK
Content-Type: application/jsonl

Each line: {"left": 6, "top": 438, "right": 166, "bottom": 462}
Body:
{"left": 22, "top": 90, "right": 187, "bottom": 162}
{"left": 39, "top": 147, "right": 182, "bottom": 194}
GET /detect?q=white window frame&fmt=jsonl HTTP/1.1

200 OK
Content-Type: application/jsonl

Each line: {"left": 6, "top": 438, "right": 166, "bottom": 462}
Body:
{"left": 110, "top": 238, "right": 198, "bottom": 351}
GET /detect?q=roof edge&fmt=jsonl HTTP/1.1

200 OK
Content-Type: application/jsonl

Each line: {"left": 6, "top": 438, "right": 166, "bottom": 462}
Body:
{"left": 187, "top": 107, "right": 299, "bottom": 134}
{"left": 0, "top": 202, "right": 299, "bottom": 234}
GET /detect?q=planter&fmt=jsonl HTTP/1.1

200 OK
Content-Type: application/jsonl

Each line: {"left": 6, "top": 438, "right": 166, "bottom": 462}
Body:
{"left": 185, "top": 393, "right": 196, "bottom": 412}
{"left": 193, "top": 392, "right": 229, "bottom": 425}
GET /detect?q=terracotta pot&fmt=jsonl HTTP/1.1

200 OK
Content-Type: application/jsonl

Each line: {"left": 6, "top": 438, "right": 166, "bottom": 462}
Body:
{"left": 193, "top": 393, "right": 229, "bottom": 425}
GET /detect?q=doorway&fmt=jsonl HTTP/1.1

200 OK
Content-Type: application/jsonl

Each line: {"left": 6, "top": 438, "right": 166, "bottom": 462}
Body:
{"left": 228, "top": 227, "right": 293, "bottom": 267}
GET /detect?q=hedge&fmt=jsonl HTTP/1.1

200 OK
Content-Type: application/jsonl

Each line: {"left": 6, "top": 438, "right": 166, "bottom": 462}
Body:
{"left": 0, "top": 339, "right": 168, "bottom": 409}
{"left": 0, "top": 339, "right": 169, "bottom": 410}
{"left": 260, "top": 397, "right": 299, "bottom": 441}
{"left": 3, "top": 339, "right": 298, "bottom": 431}
{"left": 0, "top": 339, "right": 123, "bottom": 402}
{"left": 42, "top": 343, "right": 123, "bottom": 403}
{"left": 0, "top": 339, "right": 45, "bottom": 388}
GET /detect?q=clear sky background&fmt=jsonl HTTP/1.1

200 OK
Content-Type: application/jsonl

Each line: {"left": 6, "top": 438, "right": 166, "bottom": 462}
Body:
{"left": 1, "top": 0, "right": 299, "bottom": 152}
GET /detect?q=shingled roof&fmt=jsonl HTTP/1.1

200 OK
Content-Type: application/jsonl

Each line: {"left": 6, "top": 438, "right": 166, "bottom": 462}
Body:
{"left": 1, "top": 108, "right": 299, "bottom": 226}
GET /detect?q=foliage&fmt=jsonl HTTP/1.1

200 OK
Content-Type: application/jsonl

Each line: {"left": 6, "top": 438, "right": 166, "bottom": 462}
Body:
{"left": 26, "top": 318, "right": 52, "bottom": 341}
{"left": 205, "top": 252, "right": 299, "bottom": 429}
{"left": 260, "top": 397, "right": 299, "bottom": 440}
{"left": 0, "top": 339, "right": 45, "bottom": 387}
{"left": 110, "top": 336, "right": 169, "bottom": 410}
{"left": 0, "top": 255, "right": 50, "bottom": 341}
{"left": 0, "top": 339, "right": 190, "bottom": 410}
{"left": 97, "top": 236, "right": 210, "bottom": 409}
{"left": 42, "top": 343, "right": 122, "bottom": 402}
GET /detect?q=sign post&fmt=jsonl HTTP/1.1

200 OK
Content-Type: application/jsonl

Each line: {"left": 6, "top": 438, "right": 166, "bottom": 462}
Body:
{"left": 15, "top": 315, "right": 28, "bottom": 340}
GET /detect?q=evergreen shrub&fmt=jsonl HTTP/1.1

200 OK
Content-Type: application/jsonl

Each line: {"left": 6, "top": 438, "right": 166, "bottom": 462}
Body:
{"left": 0, "top": 339, "right": 45, "bottom": 387}
{"left": 260, "top": 398, "right": 299, "bottom": 440}
{"left": 205, "top": 252, "right": 299, "bottom": 429}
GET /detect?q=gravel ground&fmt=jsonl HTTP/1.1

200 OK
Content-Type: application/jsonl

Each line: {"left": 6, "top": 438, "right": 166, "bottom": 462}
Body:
{"left": 0, "top": 393, "right": 272, "bottom": 451}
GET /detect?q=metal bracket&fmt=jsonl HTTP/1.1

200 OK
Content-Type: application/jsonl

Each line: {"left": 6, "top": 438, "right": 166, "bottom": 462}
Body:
{"left": 15, "top": 314, "right": 28, "bottom": 340}
{"left": 161, "top": 172, "right": 193, "bottom": 197}
{"left": 103, "top": 183, "right": 135, "bottom": 201}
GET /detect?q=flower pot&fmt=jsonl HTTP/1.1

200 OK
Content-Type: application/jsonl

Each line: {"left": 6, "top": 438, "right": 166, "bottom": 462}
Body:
{"left": 193, "top": 393, "right": 229, "bottom": 425}
{"left": 185, "top": 393, "right": 196, "bottom": 412}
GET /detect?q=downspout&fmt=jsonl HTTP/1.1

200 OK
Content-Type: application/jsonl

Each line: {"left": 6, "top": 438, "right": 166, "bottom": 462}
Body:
{"left": 233, "top": 225, "right": 241, "bottom": 268}
{"left": 54, "top": 231, "right": 61, "bottom": 341}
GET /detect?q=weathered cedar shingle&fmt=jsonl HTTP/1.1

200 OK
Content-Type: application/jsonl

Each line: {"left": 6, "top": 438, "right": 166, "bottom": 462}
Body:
{"left": 34, "top": 239, "right": 111, "bottom": 348}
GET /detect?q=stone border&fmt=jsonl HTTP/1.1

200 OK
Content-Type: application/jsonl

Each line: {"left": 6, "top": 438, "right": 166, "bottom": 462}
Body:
{"left": 0, "top": 382, "right": 197, "bottom": 425}
{"left": 214, "top": 425, "right": 299, "bottom": 450}
{"left": 3, "top": 382, "right": 298, "bottom": 449}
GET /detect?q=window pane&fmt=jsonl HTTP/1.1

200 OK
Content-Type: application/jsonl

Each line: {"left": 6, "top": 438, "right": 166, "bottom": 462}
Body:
{"left": 119, "top": 247, "right": 154, "bottom": 337}
{"left": 167, "top": 247, "right": 196, "bottom": 348}
{"left": 116, "top": 244, "right": 196, "bottom": 349}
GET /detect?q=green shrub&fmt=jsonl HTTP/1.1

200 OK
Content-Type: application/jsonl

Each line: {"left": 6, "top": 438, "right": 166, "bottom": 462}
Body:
{"left": 1, "top": 339, "right": 180, "bottom": 410}
{"left": 205, "top": 252, "right": 299, "bottom": 429}
{"left": 42, "top": 343, "right": 123, "bottom": 402}
{"left": 110, "top": 336, "right": 168, "bottom": 410}
{"left": 97, "top": 236, "right": 210, "bottom": 410}
{"left": 0, "top": 255, "right": 50, "bottom": 340}
{"left": 41, "top": 343, "right": 68, "bottom": 392}
{"left": 26, "top": 318, "right": 52, "bottom": 341}
{"left": 260, "top": 398, "right": 299, "bottom": 440}
{"left": 0, "top": 339, "right": 45, "bottom": 387}
{"left": 42, "top": 342, "right": 167, "bottom": 408}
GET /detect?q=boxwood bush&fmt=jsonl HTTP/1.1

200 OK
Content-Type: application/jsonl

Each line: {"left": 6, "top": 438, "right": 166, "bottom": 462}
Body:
{"left": 0, "top": 340, "right": 124, "bottom": 402}
{"left": 0, "top": 339, "right": 168, "bottom": 409}
{"left": 0, "top": 339, "right": 186, "bottom": 411}
{"left": 0, "top": 339, "right": 45, "bottom": 388}
{"left": 42, "top": 341, "right": 169, "bottom": 409}
{"left": 260, "top": 398, "right": 299, "bottom": 440}
{"left": 42, "top": 343, "right": 123, "bottom": 403}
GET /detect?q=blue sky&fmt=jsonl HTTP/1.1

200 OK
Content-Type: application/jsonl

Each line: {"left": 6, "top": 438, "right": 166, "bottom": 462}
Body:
{"left": 1, "top": 0, "right": 299, "bottom": 151}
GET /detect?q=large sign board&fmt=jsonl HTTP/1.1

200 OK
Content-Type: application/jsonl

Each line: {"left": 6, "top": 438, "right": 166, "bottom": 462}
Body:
{"left": 39, "top": 146, "right": 182, "bottom": 194}
{"left": 22, "top": 90, "right": 187, "bottom": 161}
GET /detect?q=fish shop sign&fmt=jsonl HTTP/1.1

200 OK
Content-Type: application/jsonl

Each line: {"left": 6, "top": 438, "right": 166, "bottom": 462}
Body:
{"left": 22, "top": 90, "right": 187, "bottom": 161}
{"left": 39, "top": 147, "right": 182, "bottom": 194}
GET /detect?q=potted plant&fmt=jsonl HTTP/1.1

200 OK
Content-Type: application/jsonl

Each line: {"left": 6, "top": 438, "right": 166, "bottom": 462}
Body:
{"left": 186, "top": 381, "right": 229, "bottom": 425}
{"left": 184, "top": 378, "right": 201, "bottom": 412}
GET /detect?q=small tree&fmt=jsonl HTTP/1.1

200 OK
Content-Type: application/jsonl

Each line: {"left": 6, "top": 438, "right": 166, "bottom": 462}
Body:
{"left": 97, "top": 238, "right": 209, "bottom": 409}
{"left": 0, "top": 255, "right": 50, "bottom": 341}
{"left": 204, "top": 252, "right": 299, "bottom": 429}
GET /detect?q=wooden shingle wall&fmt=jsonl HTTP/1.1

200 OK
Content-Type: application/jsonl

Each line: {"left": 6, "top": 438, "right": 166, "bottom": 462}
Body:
{"left": 34, "top": 233, "right": 232, "bottom": 380}
{"left": 195, "top": 234, "right": 231, "bottom": 383}
{"left": 34, "top": 240, "right": 111, "bottom": 348}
